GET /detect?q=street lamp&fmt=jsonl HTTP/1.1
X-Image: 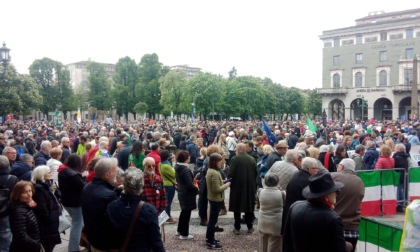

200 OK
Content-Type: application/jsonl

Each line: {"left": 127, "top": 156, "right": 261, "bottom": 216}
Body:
{"left": 191, "top": 102, "right": 196, "bottom": 122}
{"left": 357, "top": 96, "right": 368, "bottom": 121}
{"left": 0, "top": 42, "right": 11, "bottom": 68}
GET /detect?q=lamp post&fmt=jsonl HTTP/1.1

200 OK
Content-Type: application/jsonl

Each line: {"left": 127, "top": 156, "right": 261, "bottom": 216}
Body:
{"left": 0, "top": 42, "right": 11, "bottom": 69}
{"left": 191, "top": 102, "right": 196, "bottom": 122}
{"left": 357, "top": 96, "right": 368, "bottom": 121}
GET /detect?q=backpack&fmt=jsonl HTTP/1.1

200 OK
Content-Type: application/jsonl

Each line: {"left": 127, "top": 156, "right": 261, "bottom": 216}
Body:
{"left": 0, "top": 175, "right": 11, "bottom": 215}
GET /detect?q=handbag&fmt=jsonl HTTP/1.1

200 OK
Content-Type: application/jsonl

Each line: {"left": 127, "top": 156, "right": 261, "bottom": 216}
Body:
{"left": 120, "top": 201, "right": 144, "bottom": 252}
{"left": 160, "top": 165, "right": 179, "bottom": 191}
{"left": 58, "top": 211, "right": 72, "bottom": 233}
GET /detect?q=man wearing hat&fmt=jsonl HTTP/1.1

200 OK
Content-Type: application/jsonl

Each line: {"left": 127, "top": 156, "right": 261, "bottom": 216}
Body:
{"left": 284, "top": 173, "right": 347, "bottom": 252}
{"left": 265, "top": 142, "right": 288, "bottom": 170}
{"left": 331, "top": 158, "right": 365, "bottom": 252}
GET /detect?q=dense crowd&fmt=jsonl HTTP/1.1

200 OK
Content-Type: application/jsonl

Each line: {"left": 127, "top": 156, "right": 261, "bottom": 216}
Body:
{"left": 0, "top": 117, "right": 418, "bottom": 252}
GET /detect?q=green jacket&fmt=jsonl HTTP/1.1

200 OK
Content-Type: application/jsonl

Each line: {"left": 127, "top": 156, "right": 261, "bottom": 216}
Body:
{"left": 159, "top": 161, "right": 176, "bottom": 187}
{"left": 206, "top": 168, "right": 229, "bottom": 202}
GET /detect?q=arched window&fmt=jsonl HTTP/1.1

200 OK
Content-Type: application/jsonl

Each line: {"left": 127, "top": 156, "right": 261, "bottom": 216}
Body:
{"left": 379, "top": 70, "right": 387, "bottom": 86}
{"left": 333, "top": 74, "right": 340, "bottom": 87}
{"left": 355, "top": 72, "right": 363, "bottom": 87}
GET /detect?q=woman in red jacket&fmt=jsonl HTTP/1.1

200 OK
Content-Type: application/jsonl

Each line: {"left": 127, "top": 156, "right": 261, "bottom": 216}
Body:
{"left": 374, "top": 145, "right": 395, "bottom": 169}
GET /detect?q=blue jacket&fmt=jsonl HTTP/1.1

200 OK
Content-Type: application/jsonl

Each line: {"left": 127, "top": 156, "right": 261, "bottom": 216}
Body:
{"left": 186, "top": 140, "right": 199, "bottom": 164}
{"left": 106, "top": 194, "right": 165, "bottom": 252}
{"left": 81, "top": 178, "right": 118, "bottom": 250}
{"left": 33, "top": 151, "right": 50, "bottom": 167}
{"left": 11, "top": 161, "right": 32, "bottom": 181}
{"left": 363, "top": 147, "right": 379, "bottom": 170}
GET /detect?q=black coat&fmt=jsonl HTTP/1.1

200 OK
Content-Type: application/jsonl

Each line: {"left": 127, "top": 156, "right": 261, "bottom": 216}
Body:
{"left": 175, "top": 164, "right": 198, "bottom": 211}
{"left": 33, "top": 151, "right": 50, "bottom": 167}
{"left": 266, "top": 151, "right": 283, "bottom": 170}
{"left": 32, "top": 181, "right": 61, "bottom": 247}
{"left": 281, "top": 169, "right": 311, "bottom": 234}
{"left": 58, "top": 166, "right": 86, "bottom": 207}
{"left": 60, "top": 146, "right": 71, "bottom": 163}
{"left": 284, "top": 200, "right": 347, "bottom": 252}
{"left": 228, "top": 153, "right": 257, "bottom": 213}
{"left": 0, "top": 169, "right": 18, "bottom": 218}
{"left": 106, "top": 194, "right": 165, "bottom": 252}
{"left": 9, "top": 202, "right": 41, "bottom": 252}
{"left": 393, "top": 151, "right": 410, "bottom": 184}
{"left": 25, "top": 138, "right": 37, "bottom": 156}
{"left": 81, "top": 177, "right": 118, "bottom": 250}
{"left": 173, "top": 132, "right": 182, "bottom": 148}
{"left": 118, "top": 146, "right": 132, "bottom": 170}
{"left": 11, "top": 161, "right": 32, "bottom": 182}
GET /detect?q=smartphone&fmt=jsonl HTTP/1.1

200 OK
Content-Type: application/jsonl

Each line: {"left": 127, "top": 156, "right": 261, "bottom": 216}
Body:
{"left": 224, "top": 178, "right": 232, "bottom": 184}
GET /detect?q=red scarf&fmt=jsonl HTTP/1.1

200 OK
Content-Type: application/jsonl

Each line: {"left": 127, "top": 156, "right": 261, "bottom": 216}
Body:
{"left": 318, "top": 198, "right": 334, "bottom": 210}
{"left": 324, "top": 152, "right": 330, "bottom": 169}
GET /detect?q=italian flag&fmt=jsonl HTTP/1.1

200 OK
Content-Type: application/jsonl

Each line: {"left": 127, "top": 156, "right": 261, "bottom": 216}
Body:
{"left": 381, "top": 170, "right": 400, "bottom": 216}
{"left": 358, "top": 171, "right": 381, "bottom": 216}
{"left": 409, "top": 168, "right": 420, "bottom": 202}
{"left": 358, "top": 217, "right": 402, "bottom": 252}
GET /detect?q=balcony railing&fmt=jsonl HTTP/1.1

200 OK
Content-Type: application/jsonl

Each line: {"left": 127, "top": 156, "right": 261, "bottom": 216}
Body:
{"left": 392, "top": 84, "right": 420, "bottom": 92}
{"left": 317, "top": 88, "right": 348, "bottom": 95}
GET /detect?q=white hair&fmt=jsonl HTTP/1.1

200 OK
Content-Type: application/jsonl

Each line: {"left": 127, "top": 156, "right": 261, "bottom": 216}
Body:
{"left": 31, "top": 165, "right": 51, "bottom": 183}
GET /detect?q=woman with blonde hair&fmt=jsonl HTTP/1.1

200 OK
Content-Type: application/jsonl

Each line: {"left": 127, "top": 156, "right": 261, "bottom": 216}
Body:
{"left": 218, "top": 134, "right": 230, "bottom": 163}
{"left": 374, "top": 145, "right": 395, "bottom": 169}
{"left": 46, "top": 147, "right": 62, "bottom": 185}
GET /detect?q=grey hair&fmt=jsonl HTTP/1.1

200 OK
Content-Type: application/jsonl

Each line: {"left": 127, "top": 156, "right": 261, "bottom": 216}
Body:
{"left": 153, "top": 132, "right": 161, "bottom": 140}
{"left": 142, "top": 157, "right": 155, "bottom": 167}
{"left": 297, "top": 150, "right": 307, "bottom": 159}
{"left": 99, "top": 136, "right": 109, "bottom": 144}
{"left": 19, "top": 154, "right": 33, "bottom": 163}
{"left": 61, "top": 137, "right": 69, "bottom": 143}
{"left": 2, "top": 147, "right": 14, "bottom": 155}
{"left": 189, "top": 134, "right": 197, "bottom": 141}
{"left": 94, "top": 158, "right": 118, "bottom": 179}
{"left": 319, "top": 145, "right": 330, "bottom": 153}
{"left": 285, "top": 150, "right": 299, "bottom": 163}
{"left": 99, "top": 141, "right": 108, "bottom": 149}
{"left": 339, "top": 158, "right": 356, "bottom": 171}
{"left": 123, "top": 167, "right": 144, "bottom": 195}
{"left": 395, "top": 143, "right": 406, "bottom": 152}
{"left": 0, "top": 155, "right": 10, "bottom": 170}
{"left": 117, "top": 167, "right": 125, "bottom": 178}
{"left": 31, "top": 165, "right": 51, "bottom": 183}
{"left": 264, "top": 173, "right": 279, "bottom": 187}
{"left": 235, "top": 143, "right": 247, "bottom": 154}
{"left": 355, "top": 144, "right": 366, "bottom": 154}
{"left": 366, "top": 140, "right": 375, "bottom": 148}
{"left": 40, "top": 141, "right": 52, "bottom": 151}
{"left": 301, "top": 157, "right": 318, "bottom": 171}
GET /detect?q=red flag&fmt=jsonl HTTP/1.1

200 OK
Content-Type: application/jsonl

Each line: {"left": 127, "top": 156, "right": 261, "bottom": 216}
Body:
{"left": 149, "top": 118, "right": 154, "bottom": 125}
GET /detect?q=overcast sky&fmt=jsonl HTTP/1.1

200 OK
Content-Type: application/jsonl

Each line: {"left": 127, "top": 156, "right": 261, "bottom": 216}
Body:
{"left": 2, "top": 1, "right": 419, "bottom": 89}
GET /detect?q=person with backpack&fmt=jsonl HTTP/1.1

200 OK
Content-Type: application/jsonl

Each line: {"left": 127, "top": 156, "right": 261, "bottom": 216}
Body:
{"left": 0, "top": 155, "right": 19, "bottom": 251}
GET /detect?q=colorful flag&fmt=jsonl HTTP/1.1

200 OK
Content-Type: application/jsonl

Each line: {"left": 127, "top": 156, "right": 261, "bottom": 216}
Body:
{"left": 306, "top": 117, "right": 318, "bottom": 133}
{"left": 381, "top": 170, "right": 400, "bottom": 215}
{"left": 358, "top": 217, "right": 403, "bottom": 252}
{"left": 409, "top": 168, "right": 420, "bottom": 202}
{"left": 358, "top": 171, "right": 381, "bottom": 216}
{"left": 262, "top": 120, "right": 276, "bottom": 147}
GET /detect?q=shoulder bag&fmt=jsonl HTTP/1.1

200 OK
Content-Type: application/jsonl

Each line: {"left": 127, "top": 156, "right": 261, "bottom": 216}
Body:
{"left": 120, "top": 201, "right": 145, "bottom": 252}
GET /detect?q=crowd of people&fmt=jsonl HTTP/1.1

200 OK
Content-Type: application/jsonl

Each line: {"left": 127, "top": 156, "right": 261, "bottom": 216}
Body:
{"left": 0, "top": 116, "right": 418, "bottom": 251}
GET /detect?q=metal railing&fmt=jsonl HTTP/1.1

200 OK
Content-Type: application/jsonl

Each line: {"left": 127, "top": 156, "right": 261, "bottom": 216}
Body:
{"left": 358, "top": 217, "right": 403, "bottom": 252}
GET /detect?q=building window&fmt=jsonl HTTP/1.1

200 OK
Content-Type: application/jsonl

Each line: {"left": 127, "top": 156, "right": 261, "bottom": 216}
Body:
{"left": 406, "top": 48, "right": 414, "bottom": 59}
{"left": 379, "top": 70, "right": 387, "bottom": 86}
{"left": 379, "top": 51, "right": 387, "bottom": 62}
{"left": 356, "top": 53, "right": 363, "bottom": 64}
{"left": 333, "top": 56, "right": 340, "bottom": 66}
{"left": 380, "top": 32, "right": 387, "bottom": 41}
{"left": 355, "top": 72, "right": 363, "bottom": 87}
{"left": 405, "top": 69, "right": 413, "bottom": 85}
{"left": 333, "top": 74, "right": 340, "bottom": 87}
{"left": 406, "top": 28, "right": 414, "bottom": 39}
{"left": 334, "top": 38, "right": 340, "bottom": 47}
{"left": 356, "top": 35, "right": 362, "bottom": 44}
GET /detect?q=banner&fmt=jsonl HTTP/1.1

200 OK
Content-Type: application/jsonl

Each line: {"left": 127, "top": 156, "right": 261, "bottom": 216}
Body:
{"left": 262, "top": 120, "right": 276, "bottom": 147}
{"left": 409, "top": 168, "right": 420, "bottom": 202}
{"left": 381, "top": 170, "right": 400, "bottom": 215}
{"left": 399, "top": 200, "right": 420, "bottom": 251}
{"left": 358, "top": 171, "right": 381, "bottom": 216}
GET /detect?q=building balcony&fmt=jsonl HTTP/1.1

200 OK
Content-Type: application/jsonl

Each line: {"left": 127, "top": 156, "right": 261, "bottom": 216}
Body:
{"left": 392, "top": 84, "right": 420, "bottom": 92}
{"left": 317, "top": 88, "right": 348, "bottom": 95}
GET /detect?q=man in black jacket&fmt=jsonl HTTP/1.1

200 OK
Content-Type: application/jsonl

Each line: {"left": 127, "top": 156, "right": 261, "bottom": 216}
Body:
{"left": 393, "top": 143, "right": 410, "bottom": 212}
{"left": 0, "top": 155, "right": 18, "bottom": 251}
{"left": 81, "top": 157, "right": 119, "bottom": 251}
{"left": 266, "top": 141, "right": 288, "bottom": 170}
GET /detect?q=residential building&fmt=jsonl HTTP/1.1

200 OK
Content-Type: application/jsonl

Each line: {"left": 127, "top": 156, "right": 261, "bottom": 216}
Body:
{"left": 171, "top": 64, "right": 201, "bottom": 77}
{"left": 318, "top": 8, "right": 420, "bottom": 121}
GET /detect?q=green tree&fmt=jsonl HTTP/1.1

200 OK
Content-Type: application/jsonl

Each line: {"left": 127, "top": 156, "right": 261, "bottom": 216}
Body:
{"left": 283, "top": 87, "right": 306, "bottom": 119}
{"left": 137, "top": 54, "right": 169, "bottom": 118}
{"left": 29, "top": 58, "right": 74, "bottom": 115}
{"left": 0, "top": 65, "right": 43, "bottom": 115}
{"left": 113, "top": 57, "right": 139, "bottom": 118}
{"left": 159, "top": 70, "right": 188, "bottom": 117}
{"left": 134, "top": 102, "right": 148, "bottom": 115}
{"left": 232, "top": 76, "right": 266, "bottom": 119}
{"left": 86, "top": 62, "right": 113, "bottom": 111}
{"left": 306, "top": 89, "right": 322, "bottom": 117}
